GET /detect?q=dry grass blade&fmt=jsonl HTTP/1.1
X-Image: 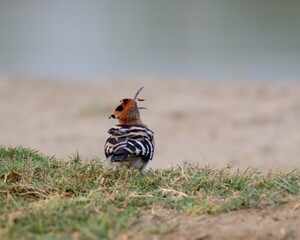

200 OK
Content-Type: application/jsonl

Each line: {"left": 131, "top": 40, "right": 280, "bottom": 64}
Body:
{"left": 4, "top": 171, "right": 23, "bottom": 183}
{"left": 0, "top": 146, "right": 299, "bottom": 240}
{"left": 156, "top": 188, "right": 188, "bottom": 197}
{"left": 128, "top": 193, "right": 154, "bottom": 198}
{"left": 178, "top": 164, "right": 189, "bottom": 181}
{"left": 255, "top": 189, "right": 286, "bottom": 208}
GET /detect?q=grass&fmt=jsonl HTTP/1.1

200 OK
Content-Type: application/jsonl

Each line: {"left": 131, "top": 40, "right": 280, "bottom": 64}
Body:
{"left": 0, "top": 146, "right": 299, "bottom": 239}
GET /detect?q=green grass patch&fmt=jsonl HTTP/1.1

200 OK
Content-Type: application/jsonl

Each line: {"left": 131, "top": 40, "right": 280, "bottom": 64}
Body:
{"left": 0, "top": 146, "right": 299, "bottom": 239}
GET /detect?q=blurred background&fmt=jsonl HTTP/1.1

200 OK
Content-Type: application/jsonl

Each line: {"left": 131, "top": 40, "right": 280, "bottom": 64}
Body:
{"left": 0, "top": 1, "right": 299, "bottom": 170}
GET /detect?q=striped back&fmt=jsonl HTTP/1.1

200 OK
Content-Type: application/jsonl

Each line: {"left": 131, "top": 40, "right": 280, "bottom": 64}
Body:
{"left": 105, "top": 124, "right": 155, "bottom": 162}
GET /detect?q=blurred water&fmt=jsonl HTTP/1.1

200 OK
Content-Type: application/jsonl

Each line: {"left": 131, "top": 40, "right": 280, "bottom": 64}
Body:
{"left": 0, "top": 0, "right": 300, "bottom": 81}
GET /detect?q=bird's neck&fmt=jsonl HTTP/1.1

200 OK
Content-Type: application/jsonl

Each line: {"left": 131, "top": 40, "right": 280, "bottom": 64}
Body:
{"left": 118, "top": 118, "right": 144, "bottom": 126}
{"left": 119, "top": 107, "right": 144, "bottom": 125}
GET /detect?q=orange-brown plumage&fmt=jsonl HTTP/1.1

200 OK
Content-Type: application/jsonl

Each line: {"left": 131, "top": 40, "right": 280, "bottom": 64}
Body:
{"left": 105, "top": 87, "right": 155, "bottom": 171}
{"left": 110, "top": 98, "right": 144, "bottom": 126}
{"left": 109, "top": 87, "right": 146, "bottom": 126}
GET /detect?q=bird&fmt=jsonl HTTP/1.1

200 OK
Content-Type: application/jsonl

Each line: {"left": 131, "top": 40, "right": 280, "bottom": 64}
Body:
{"left": 104, "top": 87, "right": 155, "bottom": 171}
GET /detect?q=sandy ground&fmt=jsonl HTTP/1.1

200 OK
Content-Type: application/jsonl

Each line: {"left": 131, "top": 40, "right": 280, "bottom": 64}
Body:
{"left": 1, "top": 77, "right": 300, "bottom": 239}
{"left": 122, "top": 201, "right": 300, "bottom": 240}
{"left": 0, "top": 77, "right": 299, "bottom": 171}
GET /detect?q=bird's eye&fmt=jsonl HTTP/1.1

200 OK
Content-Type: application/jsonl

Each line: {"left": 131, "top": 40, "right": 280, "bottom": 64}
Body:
{"left": 115, "top": 105, "right": 123, "bottom": 111}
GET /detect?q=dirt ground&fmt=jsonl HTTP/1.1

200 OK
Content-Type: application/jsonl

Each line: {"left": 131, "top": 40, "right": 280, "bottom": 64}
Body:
{"left": 1, "top": 77, "right": 299, "bottom": 171}
{"left": 0, "top": 77, "right": 299, "bottom": 239}
{"left": 121, "top": 201, "right": 300, "bottom": 240}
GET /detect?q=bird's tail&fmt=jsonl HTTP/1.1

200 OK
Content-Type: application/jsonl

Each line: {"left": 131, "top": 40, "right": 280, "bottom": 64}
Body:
{"left": 110, "top": 151, "right": 130, "bottom": 162}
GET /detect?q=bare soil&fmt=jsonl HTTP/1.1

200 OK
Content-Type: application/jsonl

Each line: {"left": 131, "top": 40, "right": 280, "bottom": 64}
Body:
{"left": 0, "top": 77, "right": 299, "bottom": 239}
{"left": 1, "top": 77, "right": 299, "bottom": 171}
{"left": 121, "top": 201, "right": 300, "bottom": 240}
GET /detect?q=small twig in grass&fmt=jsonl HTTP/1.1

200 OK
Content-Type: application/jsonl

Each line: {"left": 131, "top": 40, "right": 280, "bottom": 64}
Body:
{"left": 6, "top": 191, "right": 17, "bottom": 205}
{"left": 255, "top": 189, "right": 286, "bottom": 209}
{"left": 128, "top": 193, "right": 154, "bottom": 198}
{"left": 156, "top": 188, "right": 188, "bottom": 198}
{"left": 18, "top": 191, "right": 50, "bottom": 199}
{"left": 10, "top": 184, "right": 51, "bottom": 199}
{"left": 276, "top": 183, "right": 294, "bottom": 194}
{"left": 275, "top": 179, "right": 295, "bottom": 193}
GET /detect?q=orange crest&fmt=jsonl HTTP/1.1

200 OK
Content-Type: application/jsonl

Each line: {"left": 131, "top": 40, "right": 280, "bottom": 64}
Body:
{"left": 109, "top": 87, "right": 146, "bottom": 125}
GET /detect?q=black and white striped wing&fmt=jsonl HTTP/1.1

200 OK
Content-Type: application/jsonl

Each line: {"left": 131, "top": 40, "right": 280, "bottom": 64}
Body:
{"left": 104, "top": 125, "right": 154, "bottom": 162}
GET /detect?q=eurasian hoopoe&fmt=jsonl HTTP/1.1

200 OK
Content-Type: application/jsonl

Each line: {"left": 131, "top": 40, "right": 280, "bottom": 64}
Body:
{"left": 104, "top": 87, "right": 155, "bottom": 171}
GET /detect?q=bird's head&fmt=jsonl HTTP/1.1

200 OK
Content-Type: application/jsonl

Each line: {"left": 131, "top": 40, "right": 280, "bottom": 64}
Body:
{"left": 109, "top": 87, "right": 146, "bottom": 125}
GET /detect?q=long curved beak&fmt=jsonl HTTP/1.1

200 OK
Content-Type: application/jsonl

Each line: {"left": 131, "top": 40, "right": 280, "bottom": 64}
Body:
{"left": 133, "top": 87, "right": 144, "bottom": 100}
